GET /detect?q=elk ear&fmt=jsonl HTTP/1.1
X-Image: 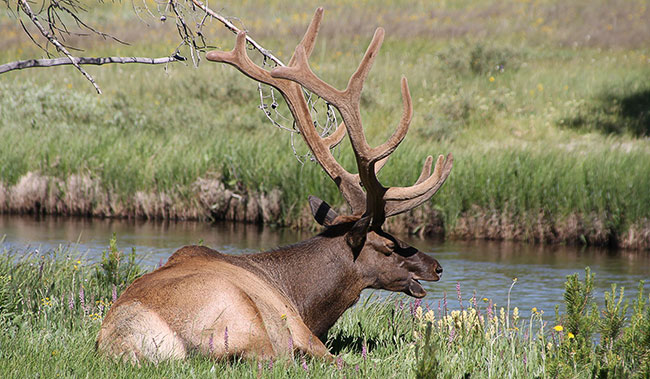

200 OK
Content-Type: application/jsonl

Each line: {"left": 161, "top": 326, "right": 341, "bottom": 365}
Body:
{"left": 309, "top": 195, "right": 339, "bottom": 226}
{"left": 345, "top": 215, "right": 371, "bottom": 255}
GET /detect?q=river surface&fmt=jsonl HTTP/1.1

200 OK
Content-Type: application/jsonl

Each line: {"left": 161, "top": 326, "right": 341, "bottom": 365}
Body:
{"left": 1, "top": 214, "right": 648, "bottom": 318}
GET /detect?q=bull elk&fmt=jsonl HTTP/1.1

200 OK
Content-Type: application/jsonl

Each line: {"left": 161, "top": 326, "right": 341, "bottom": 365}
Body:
{"left": 96, "top": 7, "right": 453, "bottom": 362}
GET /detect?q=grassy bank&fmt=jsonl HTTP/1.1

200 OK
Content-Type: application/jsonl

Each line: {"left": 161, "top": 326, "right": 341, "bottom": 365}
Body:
{"left": 1, "top": 240, "right": 649, "bottom": 377}
{"left": 1, "top": 0, "right": 649, "bottom": 248}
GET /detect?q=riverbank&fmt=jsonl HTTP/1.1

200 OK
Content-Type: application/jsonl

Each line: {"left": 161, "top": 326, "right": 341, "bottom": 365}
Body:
{"left": 1, "top": 166, "right": 649, "bottom": 249}
{"left": 1, "top": 0, "right": 649, "bottom": 249}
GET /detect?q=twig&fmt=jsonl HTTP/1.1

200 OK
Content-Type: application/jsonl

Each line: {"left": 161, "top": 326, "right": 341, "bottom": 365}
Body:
{"left": 169, "top": 0, "right": 199, "bottom": 67}
{"left": 0, "top": 56, "right": 182, "bottom": 75}
{"left": 18, "top": 0, "right": 102, "bottom": 93}
{"left": 190, "top": 0, "right": 286, "bottom": 67}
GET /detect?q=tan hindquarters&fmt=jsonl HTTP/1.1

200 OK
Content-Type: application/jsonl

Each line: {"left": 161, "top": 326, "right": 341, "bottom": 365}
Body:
{"left": 96, "top": 249, "right": 330, "bottom": 363}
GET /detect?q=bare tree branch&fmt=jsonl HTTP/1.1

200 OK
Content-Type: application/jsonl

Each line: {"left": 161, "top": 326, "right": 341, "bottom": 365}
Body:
{"left": 4, "top": 0, "right": 286, "bottom": 94}
{"left": 0, "top": 55, "right": 183, "bottom": 74}
{"left": 18, "top": 0, "right": 102, "bottom": 93}
{"left": 190, "top": 0, "right": 285, "bottom": 67}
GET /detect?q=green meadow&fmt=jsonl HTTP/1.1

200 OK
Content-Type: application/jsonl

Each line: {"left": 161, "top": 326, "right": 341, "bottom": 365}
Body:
{"left": 0, "top": 0, "right": 649, "bottom": 248}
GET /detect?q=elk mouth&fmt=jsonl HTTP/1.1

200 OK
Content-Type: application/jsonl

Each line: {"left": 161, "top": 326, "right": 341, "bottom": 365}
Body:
{"left": 407, "top": 278, "right": 427, "bottom": 298}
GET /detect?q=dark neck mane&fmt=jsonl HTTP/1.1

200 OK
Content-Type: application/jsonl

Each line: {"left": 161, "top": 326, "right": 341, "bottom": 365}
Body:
{"left": 242, "top": 232, "right": 368, "bottom": 338}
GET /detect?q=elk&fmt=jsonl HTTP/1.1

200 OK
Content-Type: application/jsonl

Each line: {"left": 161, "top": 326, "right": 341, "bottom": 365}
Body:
{"left": 96, "top": 7, "right": 453, "bottom": 363}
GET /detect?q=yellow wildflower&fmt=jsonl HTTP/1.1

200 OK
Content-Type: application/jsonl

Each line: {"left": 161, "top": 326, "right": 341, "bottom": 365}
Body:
{"left": 482, "top": 298, "right": 488, "bottom": 302}
{"left": 531, "top": 307, "right": 537, "bottom": 313}
{"left": 568, "top": 332, "right": 575, "bottom": 339}
{"left": 489, "top": 76, "right": 495, "bottom": 82}
{"left": 415, "top": 306, "right": 423, "bottom": 320}
{"left": 553, "top": 325, "right": 564, "bottom": 332}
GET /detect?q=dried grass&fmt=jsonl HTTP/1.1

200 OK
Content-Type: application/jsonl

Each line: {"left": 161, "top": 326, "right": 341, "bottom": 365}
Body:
{"left": 448, "top": 207, "right": 635, "bottom": 248}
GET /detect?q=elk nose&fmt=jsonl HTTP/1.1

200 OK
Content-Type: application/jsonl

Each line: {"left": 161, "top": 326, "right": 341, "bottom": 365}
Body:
{"left": 435, "top": 265, "right": 443, "bottom": 276}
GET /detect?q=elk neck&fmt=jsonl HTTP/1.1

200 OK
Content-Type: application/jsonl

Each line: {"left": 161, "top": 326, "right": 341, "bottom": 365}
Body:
{"left": 243, "top": 233, "right": 368, "bottom": 338}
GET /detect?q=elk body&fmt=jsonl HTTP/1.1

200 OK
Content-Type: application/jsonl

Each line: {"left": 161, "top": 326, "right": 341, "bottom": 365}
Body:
{"left": 96, "top": 8, "right": 453, "bottom": 363}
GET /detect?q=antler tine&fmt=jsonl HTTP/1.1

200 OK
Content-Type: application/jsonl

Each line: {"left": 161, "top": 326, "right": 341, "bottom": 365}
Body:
{"left": 415, "top": 155, "right": 434, "bottom": 184}
{"left": 385, "top": 155, "right": 453, "bottom": 217}
{"left": 271, "top": 46, "right": 344, "bottom": 106}
{"left": 207, "top": 31, "right": 280, "bottom": 87}
{"left": 344, "top": 28, "right": 385, "bottom": 108}
{"left": 384, "top": 153, "right": 453, "bottom": 201}
{"left": 322, "top": 121, "right": 346, "bottom": 149}
{"left": 289, "top": 7, "right": 323, "bottom": 66}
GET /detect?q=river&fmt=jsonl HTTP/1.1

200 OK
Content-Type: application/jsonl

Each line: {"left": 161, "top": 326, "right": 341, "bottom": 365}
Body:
{"left": 1, "top": 214, "right": 648, "bottom": 318}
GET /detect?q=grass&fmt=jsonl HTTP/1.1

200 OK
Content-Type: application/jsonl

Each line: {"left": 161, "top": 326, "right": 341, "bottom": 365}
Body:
{"left": 0, "top": 239, "right": 648, "bottom": 377}
{"left": 0, "top": 0, "right": 649, "bottom": 247}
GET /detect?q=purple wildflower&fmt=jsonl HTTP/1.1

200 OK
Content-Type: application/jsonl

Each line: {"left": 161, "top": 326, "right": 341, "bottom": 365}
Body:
{"left": 68, "top": 292, "right": 74, "bottom": 310}
{"left": 487, "top": 299, "right": 493, "bottom": 320}
{"left": 301, "top": 356, "right": 309, "bottom": 371}
{"left": 224, "top": 327, "right": 229, "bottom": 354}
{"left": 112, "top": 285, "right": 117, "bottom": 303}
{"left": 449, "top": 327, "right": 455, "bottom": 342}
{"left": 361, "top": 340, "right": 367, "bottom": 360}
{"left": 288, "top": 335, "right": 293, "bottom": 353}
{"left": 456, "top": 282, "right": 463, "bottom": 311}
{"left": 523, "top": 354, "right": 527, "bottom": 366}
{"left": 158, "top": 258, "right": 164, "bottom": 269}
{"left": 355, "top": 364, "right": 359, "bottom": 372}
{"left": 79, "top": 286, "right": 86, "bottom": 313}
{"left": 336, "top": 356, "right": 344, "bottom": 370}
{"left": 209, "top": 333, "right": 214, "bottom": 353}
{"left": 268, "top": 358, "right": 274, "bottom": 370}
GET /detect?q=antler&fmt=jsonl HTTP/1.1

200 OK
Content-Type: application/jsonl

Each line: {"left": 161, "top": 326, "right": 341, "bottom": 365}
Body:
{"left": 207, "top": 8, "right": 453, "bottom": 226}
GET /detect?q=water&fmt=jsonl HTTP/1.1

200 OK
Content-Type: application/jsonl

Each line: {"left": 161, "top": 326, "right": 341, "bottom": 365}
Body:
{"left": 2, "top": 214, "right": 648, "bottom": 318}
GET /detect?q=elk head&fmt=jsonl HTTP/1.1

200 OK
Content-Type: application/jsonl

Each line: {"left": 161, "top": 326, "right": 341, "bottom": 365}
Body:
{"left": 207, "top": 7, "right": 453, "bottom": 300}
